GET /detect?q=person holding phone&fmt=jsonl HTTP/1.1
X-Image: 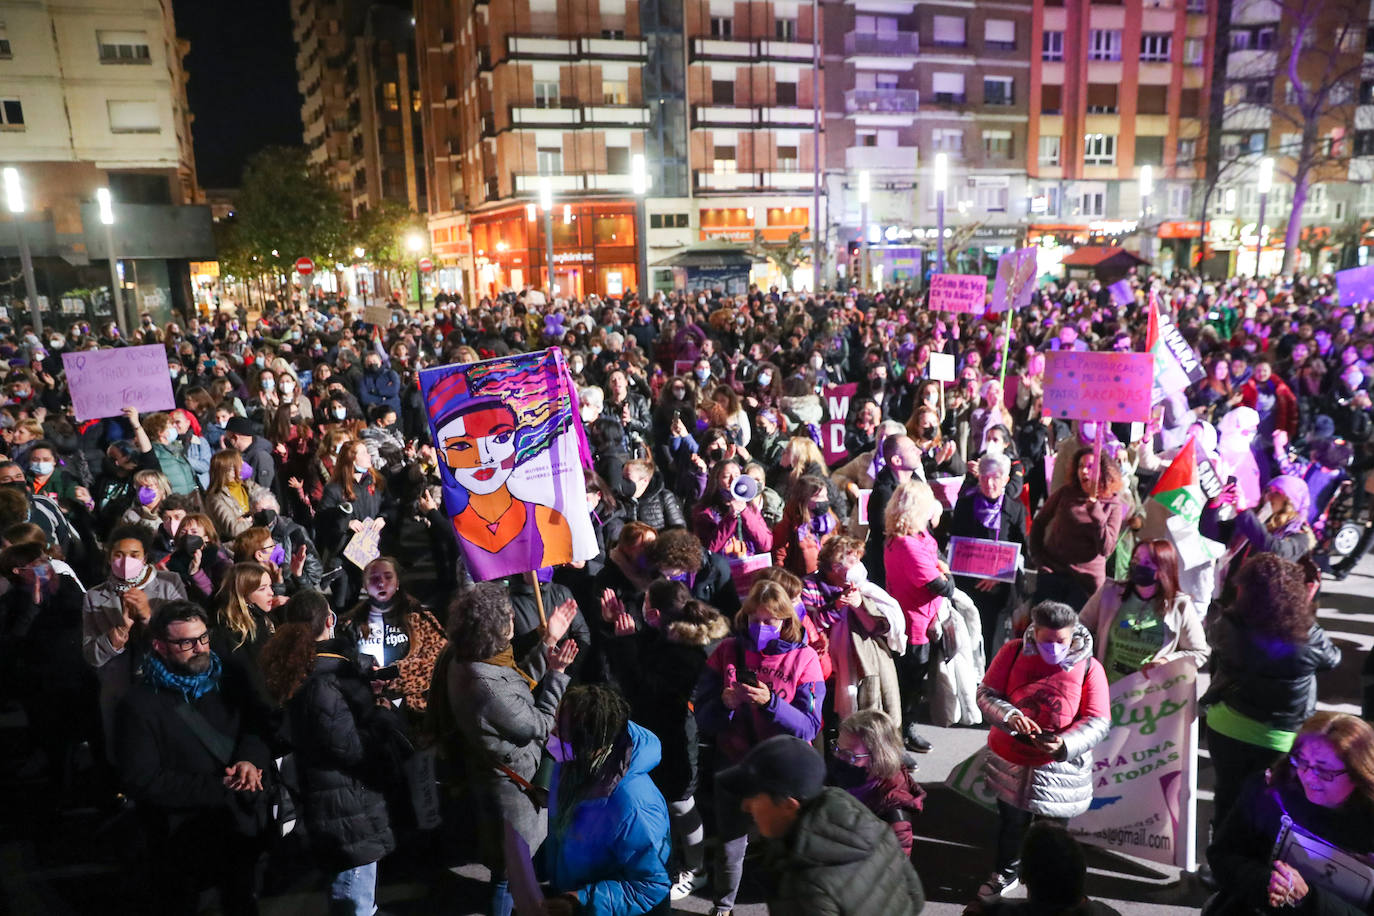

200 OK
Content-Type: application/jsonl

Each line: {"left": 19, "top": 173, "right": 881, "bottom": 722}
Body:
{"left": 974, "top": 600, "right": 1110, "bottom": 900}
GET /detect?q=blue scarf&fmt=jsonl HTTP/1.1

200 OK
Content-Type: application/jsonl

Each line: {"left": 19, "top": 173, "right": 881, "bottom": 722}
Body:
{"left": 144, "top": 651, "right": 222, "bottom": 702}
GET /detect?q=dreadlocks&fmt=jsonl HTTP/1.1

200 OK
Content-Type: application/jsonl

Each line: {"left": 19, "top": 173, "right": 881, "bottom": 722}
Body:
{"left": 553, "top": 685, "right": 631, "bottom": 834}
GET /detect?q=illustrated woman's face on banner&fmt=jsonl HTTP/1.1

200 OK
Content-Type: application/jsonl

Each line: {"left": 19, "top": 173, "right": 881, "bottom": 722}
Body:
{"left": 440, "top": 404, "right": 518, "bottom": 495}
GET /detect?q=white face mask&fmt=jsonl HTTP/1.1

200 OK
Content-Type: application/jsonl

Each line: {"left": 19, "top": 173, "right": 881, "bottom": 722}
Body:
{"left": 845, "top": 563, "right": 868, "bottom": 587}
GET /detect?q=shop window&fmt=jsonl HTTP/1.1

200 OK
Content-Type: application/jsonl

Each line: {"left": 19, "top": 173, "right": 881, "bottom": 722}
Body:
{"left": 593, "top": 213, "right": 634, "bottom": 244}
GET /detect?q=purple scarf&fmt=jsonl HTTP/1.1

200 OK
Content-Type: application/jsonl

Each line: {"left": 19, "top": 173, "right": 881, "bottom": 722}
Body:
{"left": 972, "top": 491, "right": 1003, "bottom": 531}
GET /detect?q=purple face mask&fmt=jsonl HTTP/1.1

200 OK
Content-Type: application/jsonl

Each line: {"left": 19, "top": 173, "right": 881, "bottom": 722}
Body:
{"left": 268, "top": 544, "right": 286, "bottom": 565}
{"left": 137, "top": 485, "right": 158, "bottom": 506}
{"left": 749, "top": 620, "right": 781, "bottom": 653}
{"left": 239, "top": 462, "right": 253, "bottom": 481}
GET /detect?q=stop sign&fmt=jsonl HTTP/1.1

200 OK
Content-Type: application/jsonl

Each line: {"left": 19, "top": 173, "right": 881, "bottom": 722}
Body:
{"left": 295, "top": 257, "right": 314, "bottom": 275}
{"left": 419, "top": 257, "right": 434, "bottom": 273}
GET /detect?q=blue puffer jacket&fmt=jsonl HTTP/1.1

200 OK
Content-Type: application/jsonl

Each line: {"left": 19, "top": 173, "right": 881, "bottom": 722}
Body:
{"left": 357, "top": 367, "right": 402, "bottom": 414}
{"left": 545, "top": 722, "right": 671, "bottom": 915}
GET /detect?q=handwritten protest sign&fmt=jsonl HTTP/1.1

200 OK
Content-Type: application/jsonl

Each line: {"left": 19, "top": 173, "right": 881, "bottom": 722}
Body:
{"left": 928, "top": 274, "right": 989, "bottom": 315}
{"left": 822, "top": 382, "right": 857, "bottom": 421}
{"left": 729, "top": 553, "right": 773, "bottom": 599}
{"left": 948, "top": 536, "right": 1020, "bottom": 583}
{"left": 1044, "top": 351, "right": 1153, "bottom": 423}
{"left": 673, "top": 359, "right": 694, "bottom": 377}
{"left": 342, "top": 517, "right": 385, "bottom": 569}
{"left": 363, "top": 305, "right": 393, "bottom": 326}
{"left": 62, "top": 344, "right": 174, "bottom": 422}
{"left": 989, "top": 247, "right": 1037, "bottom": 313}
{"left": 1335, "top": 265, "right": 1374, "bottom": 308}
{"left": 930, "top": 476, "right": 964, "bottom": 509}
{"left": 821, "top": 420, "right": 848, "bottom": 466}
{"left": 1109, "top": 279, "right": 1134, "bottom": 307}
{"left": 928, "top": 352, "right": 956, "bottom": 382}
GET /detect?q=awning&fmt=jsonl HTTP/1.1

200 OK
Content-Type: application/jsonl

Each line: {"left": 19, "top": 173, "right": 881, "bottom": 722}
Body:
{"left": 654, "top": 240, "right": 759, "bottom": 268}
{"left": 1059, "top": 246, "right": 1150, "bottom": 268}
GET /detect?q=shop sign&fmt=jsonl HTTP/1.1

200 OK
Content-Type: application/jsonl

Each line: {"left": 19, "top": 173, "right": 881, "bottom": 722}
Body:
{"left": 552, "top": 251, "right": 594, "bottom": 264}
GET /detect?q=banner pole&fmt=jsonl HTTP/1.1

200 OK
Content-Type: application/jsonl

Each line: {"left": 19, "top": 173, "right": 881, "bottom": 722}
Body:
{"left": 1176, "top": 676, "right": 1201, "bottom": 872}
{"left": 998, "top": 306, "right": 1013, "bottom": 385}
{"left": 525, "top": 569, "right": 548, "bottom": 628}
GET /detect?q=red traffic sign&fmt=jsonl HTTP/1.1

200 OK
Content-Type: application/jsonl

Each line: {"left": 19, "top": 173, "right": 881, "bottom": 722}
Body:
{"left": 295, "top": 257, "right": 314, "bottom": 275}
{"left": 419, "top": 257, "right": 434, "bottom": 273}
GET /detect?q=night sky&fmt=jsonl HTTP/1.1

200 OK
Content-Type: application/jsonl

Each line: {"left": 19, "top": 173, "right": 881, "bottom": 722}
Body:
{"left": 173, "top": 0, "right": 304, "bottom": 189}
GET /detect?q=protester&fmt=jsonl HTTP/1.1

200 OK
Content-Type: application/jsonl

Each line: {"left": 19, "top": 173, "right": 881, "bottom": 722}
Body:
{"left": 948, "top": 451, "right": 1029, "bottom": 655}
{"left": 1029, "top": 448, "right": 1127, "bottom": 608}
{"left": 966, "top": 823, "right": 1124, "bottom": 916}
{"left": 831, "top": 709, "right": 926, "bottom": 857}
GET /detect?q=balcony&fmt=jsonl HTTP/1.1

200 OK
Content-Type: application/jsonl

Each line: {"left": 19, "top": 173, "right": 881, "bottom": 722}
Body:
{"left": 693, "top": 105, "right": 757, "bottom": 127}
{"left": 582, "top": 105, "right": 650, "bottom": 125}
{"left": 510, "top": 173, "right": 637, "bottom": 193}
{"left": 692, "top": 106, "right": 820, "bottom": 128}
{"left": 755, "top": 40, "right": 813, "bottom": 62}
{"left": 759, "top": 107, "right": 820, "bottom": 127}
{"left": 578, "top": 37, "right": 647, "bottom": 60}
{"left": 509, "top": 103, "right": 583, "bottom": 127}
{"left": 843, "top": 30, "right": 919, "bottom": 59}
{"left": 930, "top": 91, "right": 968, "bottom": 106}
{"left": 506, "top": 36, "right": 578, "bottom": 59}
{"left": 691, "top": 37, "right": 754, "bottom": 61}
{"left": 845, "top": 145, "right": 920, "bottom": 172}
{"left": 761, "top": 170, "right": 817, "bottom": 191}
{"left": 505, "top": 104, "right": 651, "bottom": 131}
{"left": 695, "top": 171, "right": 761, "bottom": 192}
{"left": 693, "top": 170, "right": 818, "bottom": 193}
{"left": 844, "top": 88, "right": 919, "bottom": 114}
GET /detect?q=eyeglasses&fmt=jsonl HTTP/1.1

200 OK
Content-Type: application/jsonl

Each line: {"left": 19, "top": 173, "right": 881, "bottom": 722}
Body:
{"left": 164, "top": 632, "right": 211, "bottom": 652}
{"left": 833, "top": 749, "right": 870, "bottom": 766}
{"left": 1289, "top": 755, "right": 1348, "bottom": 783}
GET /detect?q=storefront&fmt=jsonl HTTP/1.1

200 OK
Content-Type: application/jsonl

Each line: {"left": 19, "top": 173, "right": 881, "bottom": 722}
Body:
{"left": 469, "top": 201, "right": 640, "bottom": 299}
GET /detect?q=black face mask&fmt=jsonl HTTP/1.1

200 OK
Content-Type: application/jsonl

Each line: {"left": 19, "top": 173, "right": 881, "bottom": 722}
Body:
{"left": 252, "top": 508, "right": 278, "bottom": 528}
{"left": 920, "top": 425, "right": 937, "bottom": 440}
{"left": 829, "top": 757, "right": 870, "bottom": 789}
{"left": 811, "top": 502, "right": 831, "bottom": 517}
{"left": 0, "top": 481, "right": 27, "bottom": 494}
{"left": 616, "top": 476, "right": 638, "bottom": 499}
{"left": 1128, "top": 564, "right": 1158, "bottom": 588}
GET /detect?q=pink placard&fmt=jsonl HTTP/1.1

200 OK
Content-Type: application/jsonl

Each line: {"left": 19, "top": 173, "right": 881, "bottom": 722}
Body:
{"left": 729, "top": 553, "right": 773, "bottom": 598}
{"left": 930, "top": 476, "right": 964, "bottom": 509}
{"left": 821, "top": 419, "right": 848, "bottom": 465}
{"left": 928, "top": 273, "right": 990, "bottom": 315}
{"left": 949, "top": 536, "right": 1021, "bottom": 583}
{"left": 62, "top": 344, "right": 175, "bottom": 422}
{"left": 821, "top": 382, "right": 858, "bottom": 421}
{"left": 1043, "top": 351, "right": 1154, "bottom": 424}
{"left": 672, "top": 359, "right": 694, "bottom": 377}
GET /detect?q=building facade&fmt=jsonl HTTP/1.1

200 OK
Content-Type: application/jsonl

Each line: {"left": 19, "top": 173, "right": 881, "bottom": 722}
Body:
{"left": 0, "top": 0, "right": 211, "bottom": 327}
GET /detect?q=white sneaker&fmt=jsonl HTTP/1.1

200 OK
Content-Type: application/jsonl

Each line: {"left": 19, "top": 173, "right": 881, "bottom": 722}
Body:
{"left": 670, "top": 869, "right": 708, "bottom": 901}
{"left": 976, "top": 867, "right": 1020, "bottom": 899}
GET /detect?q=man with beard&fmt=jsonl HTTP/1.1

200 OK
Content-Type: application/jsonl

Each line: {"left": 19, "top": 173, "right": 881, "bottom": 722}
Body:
{"left": 116, "top": 601, "right": 272, "bottom": 916}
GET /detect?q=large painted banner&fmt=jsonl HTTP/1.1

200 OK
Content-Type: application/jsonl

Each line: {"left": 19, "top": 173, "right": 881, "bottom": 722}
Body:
{"left": 419, "top": 348, "right": 596, "bottom": 581}
{"left": 947, "top": 658, "right": 1197, "bottom": 867}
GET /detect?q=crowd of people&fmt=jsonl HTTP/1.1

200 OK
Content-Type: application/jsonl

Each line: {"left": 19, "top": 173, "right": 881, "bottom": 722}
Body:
{"left": 1, "top": 267, "right": 1373, "bottom": 916}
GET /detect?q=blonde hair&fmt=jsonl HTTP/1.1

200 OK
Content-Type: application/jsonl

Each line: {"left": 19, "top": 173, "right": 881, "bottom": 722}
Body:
{"left": 132, "top": 469, "right": 171, "bottom": 502}
{"left": 885, "top": 478, "right": 939, "bottom": 539}
{"left": 781, "top": 437, "right": 825, "bottom": 476}
{"left": 215, "top": 561, "right": 272, "bottom": 649}
{"left": 734, "top": 579, "right": 805, "bottom": 644}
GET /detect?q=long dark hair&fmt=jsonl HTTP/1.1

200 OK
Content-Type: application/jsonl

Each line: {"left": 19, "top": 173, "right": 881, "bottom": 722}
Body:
{"left": 553, "top": 685, "right": 631, "bottom": 832}
{"left": 1127, "top": 539, "right": 1180, "bottom": 612}
{"left": 259, "top": 590, "right": 333, "bottom": 704}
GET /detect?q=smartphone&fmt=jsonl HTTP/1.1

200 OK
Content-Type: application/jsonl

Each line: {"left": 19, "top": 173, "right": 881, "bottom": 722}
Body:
{"left": 1011, "top": 731, "right": 1037, "bottom": 745}
{"left": 738, "top": 669, "right": 760, "bottom": 688}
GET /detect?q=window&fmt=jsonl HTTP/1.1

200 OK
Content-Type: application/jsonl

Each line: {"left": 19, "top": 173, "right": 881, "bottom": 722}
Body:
{"left": 1307, "top": 183, "right": 1327, "bottom": 215}
{"left": 778, "top": 145, "right": 799, "bottom": 168}
{"left": 1088, "top": 29, "right": 1121, "bottom": 61}
{"left": 1339, "top": 26, "right": 1362, "bottom": 53}
{"left": 1086, "top": 83, "right": 1118, "bottom": 113}
{"left": 537, "top": 146, "right": 562, "bottom": 174}
{"left": 1230, "top": 30, "right": 1251, "bottom": 51}
{"left": 984, "top": 19, "right": 1015, "bottom": 50}
{"left": 1335, "top": 200, "right": 1347, "bottom": 221}
{"left": 1041, "top": 84, "right": 1062, "bottom": 114}
{"left": 1183, "top": 37, "right": 1204, "bottom": 65}
{"left": 97, "top": 30, "right": 151, "bottom": 64}
{"left": 982, "top": 130, "right": 1013, "bottom": 158}
{"left": 1278, "top": 132, "right": 1301, "bottom": 154}
{"left": 1329, "top": 82, "right": 1353, "bottom": 106}
{"left": 383, "top": 82, "right": 399, "bottom": 111}
{"left": 107, "top": 99, "right": 159, "bottom": 133}
{"left": 1042, "top": 31, "right": 1064, "bottom": 61}
{"left": 932, "top": 71, "right": 966, "bottom": 104}
{"left": 1186, "top": 0, "right": 1206, "bottom": 11}
{"left": 710, "top": 16, "right": 733, "bottom": 39}
{"left": 1177, "top": 137, "right": 1197, "bottom": 162}
{"left": 1137, "top": 135, "right": 1165, "bottom": 165}
{"left": 1168, "top": 184, "right": 1192, "bottom": 217}
{"left": 383, "top": 125, "right": 401, "bottom": 153}
{"left": 1179, "top": 88, "right": 1201, "bottom": 117}
{"left": 0, "top": 98, "right": 22, "bottom": 129}
{"left": 712, "top": 79, "right": 734, "bottom": 105}
{"left": 1244, "top": 81, "right": 1272, "bottom": 104}
{"left": 1256, "top": 27, "right": 1276, "bottom": 49}
{"left": 931, "top": 15, "right": 966, "bottom": 47}
{"left": 875, "top": 73, "right": 899, "bottom": 90}
{"left": 1367, "top": 24, "right": 1374, "bottom": 50}
{"left": 932, "top": 128, "right": 964, "bottom": 154}
{"left": 1361, "top": 79, "right": 1374, "bottom": 104}
{"left": 775, "top": 18, "right": 796, "bottom": 40}
{"left": 1038, "top": 135, "right": 1061, "bottom": 165}
{"left": 1356, "top": 130, "right": 1374, "bottom": 157}
{"left": 1139, "top": 85, "right": 1168, "bottom": 114}
{"left": 1248, "top": 130, "right": 1267, "bottom": 154}
{"left": 712, "top": 145, "right": 737, "bottom": 173}
{"left": 603, "top": 80, "right": 628, "bottom": 105}
{"left": 1285, "top": 80, "right": 1305, "bottom": 105}
{"left": 607, "top": 146, "right": 630, "bottom": 172}
{"left": 974, "top": 183, "right": 1009, "bottom": 211}
{"left": 1083, "top": 133, "right": 1116, "bottom": 165}
{"left": 1041, "top": 186, "right": 1061, "bottom": 217}
{"left": 1140, "top": 33, "right": 1171, "bottom": 62}
{"left": 533, "top": 80, "right": 560, "bottom": 107}
{"left": 984, "top": 76, "right": 1014, "bottom": 106}
{"left": 776, "top": 80, "right": 798, "bottom": 106}
{"left": 0, "top": 25, "right": 10, "bottom": 59}
{"left": 1078, "top": 188, "right": 1106, "bottom": 217}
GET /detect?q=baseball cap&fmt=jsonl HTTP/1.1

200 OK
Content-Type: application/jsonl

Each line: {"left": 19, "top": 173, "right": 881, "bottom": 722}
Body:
{"left": 729, "top": 476, "right": 760, "bottom": 501}
{"left": 716, "top": 735, "right": 826, "bottom": 802}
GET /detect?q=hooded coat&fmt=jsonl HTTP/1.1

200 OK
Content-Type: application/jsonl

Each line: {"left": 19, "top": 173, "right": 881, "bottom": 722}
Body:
{"left": 762, "top": 787, "right": 926, "bottom": 916}
{"left": 545, "top": 723, "right": 672, "bottom": 916}
{"left": 977, "top": 625, "right": 1111, "bottom": 819}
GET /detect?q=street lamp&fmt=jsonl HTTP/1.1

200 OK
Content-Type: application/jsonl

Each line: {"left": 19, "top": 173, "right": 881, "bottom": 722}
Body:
{"left": 1255, "top": 156, "right": 1274, "bottom": 279}
{"left": 632, "top": 154, "right": 649, "bottom": 301}
{"left": 858, "top": 169, "right": 871, "bottom": 290}
{"left": 95, "top": 188, "right": 128, "bottom": 335}
{"left": 539, "top": 178, "right": 554, "bottom": 295}
{"left": 406, "top": 231, "right": 425, "bottom": 309}
{"left": 933, "top": 153, "right": 948, "bottom": 275}
{"left": 1139, "top": 164, "right": 1154, "bottom": 276}
{"left": 3, "top": 168, "right": 42, "bottom": 336}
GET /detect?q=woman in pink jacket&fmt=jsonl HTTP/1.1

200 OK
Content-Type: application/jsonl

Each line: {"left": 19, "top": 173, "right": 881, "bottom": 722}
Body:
{"left": 883, "top": 479, "right": 950, "bottom": 754}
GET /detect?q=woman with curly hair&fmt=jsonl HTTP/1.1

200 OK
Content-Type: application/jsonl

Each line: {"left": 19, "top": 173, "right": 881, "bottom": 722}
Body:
{"left": 430, "top": 582, "right": 579, "bottom": 916}
{"left": 1202, "top": 552, "right": 1342, "bottom": 830}
{"left": 339, "top": 557, "right": 446, "bottom": 717}
{"left": 258, "top": 590, "right": 395, "bottom": 915}
{"left": 1029, "top": 447, "right": 1127, "bottom": 609}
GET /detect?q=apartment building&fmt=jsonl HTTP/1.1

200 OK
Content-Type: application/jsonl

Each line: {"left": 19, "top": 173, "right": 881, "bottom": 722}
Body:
{"left": 1027, "top": 0, "right": 1215, "bottom": 277}
{"left": 292, "top": 0, "right": 426, "bottom": 217}
{"left": 824, "top": 0, "right": 1032, "bottom": 285}
{"left": 0, "top": 0, "right": 211, "bottom": 326}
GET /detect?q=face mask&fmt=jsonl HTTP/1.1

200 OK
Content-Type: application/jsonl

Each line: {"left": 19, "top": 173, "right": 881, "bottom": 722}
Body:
{"left": 48, "top": 339, "right": 62, "bottom": 350}
{"left": 590, "top": 346, "right": 602, "bottom": 356}
{"left": 112, "top": 556, "right": 145, "bottom": 581}
{"left": 749, "top": 620, "right": 781, "bottom": 652}
{"left": 811, "top": 501, "right": 831, "bottom": 517}
{"left": 1037, "top": 640, "right": 1071, "bottom": 667}
{"left": 137, "top": 485, "right": 158, "bottom": 505}
{"left": 829, "top": 757, "right": 870, "bottom": 789}
{"left": 547, "top": 735, "right": 575, "bottom": 763}
{"left": 845, "top": 563, "right": 868, "bottom": 586}
{"left": 268, "top": 544, "right": 286, "bottom": 566}
{"left": 1128, "top": 564, "right": 1158, "bottom": 588}
{"left": 29, "top": 460, "right": 54, "bottom": 477}
{"left": 164, "top": 429, "right": 180, "bottom": 446}
{"left": 756, "top": 371, "right": 772, "bottom": 387}
{"left": 239, "top": 462, "right": 253, "bottom": 481}
{"left": 694, "top": 368, "right": 710, "bottom": 383}
{"left": 920, "top": 425, "right": 937, "bottom": 440}
{"left": 280, "top": 379, "right": 295, "bottom": 392}
{"left": 333, "top": 407, "right": 347, "bottom": 420}
{"left": 355, "top": 464, "right": 369, "bottom": 476}
{"left": 810, "top": 356, "right": 824, "bottom": 370}
{"left": 168, "top": 367, "right": 179, "bottom": 379}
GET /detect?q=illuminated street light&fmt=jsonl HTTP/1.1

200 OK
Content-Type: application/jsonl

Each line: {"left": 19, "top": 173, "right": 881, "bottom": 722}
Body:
{"left": 95, "top": 188, "right": 127, "bottom": 333}
{"left": 3, "top": 167, "right": 42, "bottom": 334}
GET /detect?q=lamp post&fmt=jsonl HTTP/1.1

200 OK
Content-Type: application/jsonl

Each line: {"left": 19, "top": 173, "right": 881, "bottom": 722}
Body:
{"left": 933, "top": 153, "right": 948, "bottom": 275}
{"left": 406, "top": 232, "right": 424, "bottom": 309}
{"left": 96, "top": 187, "right": 127, "bottom": 334}
{"left": 858, "top": 169, "right": 870, "bottom": 290}
{"left": 1255, "top": 156, "right": 1274, "bottom": 279}
{"left": 3, "top": 168, "right": 42, "bottom": 336}
{"left": 632, "top": 153, "right": 649, "bottom": 302}
{"left": 1139, "top": 164, "right": 1154, "bottom": 277}
{"left": 539, "top": 177, "right": 554, "bottom": 295}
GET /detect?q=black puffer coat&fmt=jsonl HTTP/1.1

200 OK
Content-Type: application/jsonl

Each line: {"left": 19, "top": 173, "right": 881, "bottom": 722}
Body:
{"left": 1202, "top": 615, "right": 1341, "bottom": 732}
{"left": 623, "top": 473, "right": 685, "bottom": 530}
{"left": 284, "top": 639, "right": 396, "bottom": 870}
